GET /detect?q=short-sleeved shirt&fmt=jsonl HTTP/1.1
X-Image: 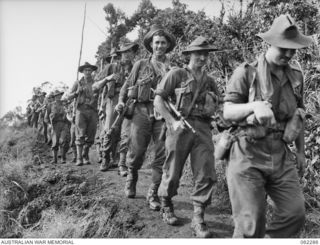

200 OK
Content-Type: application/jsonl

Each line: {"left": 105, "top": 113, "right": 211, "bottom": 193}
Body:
{"left": 224, "top": 57, "right": 304, "bottom": 123}
{"left": 119, "top": 58, "right": 170, "bottom": 102}
{"left": 156, "top": 67, "right": 220, "bottom": 118}
{"left": 70, "top": 76, "right": 98, "bottom": 110}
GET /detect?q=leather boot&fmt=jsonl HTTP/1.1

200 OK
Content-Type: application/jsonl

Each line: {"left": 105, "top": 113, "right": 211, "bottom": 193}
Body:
{"left": 71, "top": 146, "right": 77, "bottom": 163}
{"left": 146, "top": 184, "right": 161, "bottom": 211}
{"left": 60, "top": 147, "right": 67, "bottom": 164}
{"left": 191, "top": 206, "right": 212, "bottom": 238}
{"left": 50, "top": 150, "right": 58, "bottom": 164}
{"left": 160, "top": 197, "right": 179, "bottom": 225}
{"left": 82, "top": 145, "right": 91, "bottom": 165}
{"left": 118, "top": 152, "right": 127, "bottom": 177}
{"left": 100, "top": 151, "right": 110, "bottom": 171}
{"left": 124, "top": 168, "right": 137, "bottom": 198}
{"left": 76, "top": 145, "right": 83, "bottom": 166}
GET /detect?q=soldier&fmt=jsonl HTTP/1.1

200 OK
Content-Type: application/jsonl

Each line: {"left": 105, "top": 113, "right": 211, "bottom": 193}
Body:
{"left": 154, "top": 36, "right": 220, "bottom": 238}
{"left": 95, "top": 53, "right": 112, "bottom": 164}
{"left": 65, "top": 101, "right": 77, "bottom": 163}
{"left": 30, "top": 94, "right": 40, "bottom": 129}
{"left": 99, "top": 43, "right": 139, "bottom": 175}
{"left": 116, "top": 25, "right": 176, "bottom": 211}
{"left": 65, "top": 62, "right": 118, "bottom": 166}
{"left": 223, "top": 15, "right": 312, "bottom": 238}
{"left": 26, "top": 100, "right": 33, "bottom": 126}
{"left": 45, "top": 90, "right": 70, "bottom": 164}
{"left": 37, "top": 92, "right": 50, "bottom": 143}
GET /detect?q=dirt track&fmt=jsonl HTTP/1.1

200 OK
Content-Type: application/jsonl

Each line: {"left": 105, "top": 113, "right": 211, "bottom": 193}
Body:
{"left": 26, "top": 138, "right": 233, "bottom": 238}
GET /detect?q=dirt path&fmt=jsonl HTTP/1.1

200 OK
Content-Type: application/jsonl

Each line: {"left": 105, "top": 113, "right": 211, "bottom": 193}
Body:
{"left": 28, "top": 140, "right": 233, "bottom": 238}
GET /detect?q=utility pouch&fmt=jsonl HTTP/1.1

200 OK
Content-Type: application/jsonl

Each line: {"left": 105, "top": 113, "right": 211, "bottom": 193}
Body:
{"left": 107, "top": 81, "right": 115, "bottom": 98}
{"left": 215, "top": 129, "right": 235, "bottom": 161}
{"left": 203, "top": 92, "right": 218, "bottom": 117}
{"left": 282, "top": 108, "right": 305, "bottom": 143}
{"left": 242, "top": 125, "right": 268, "bottom": 139}
{"left": 127, "top": 85, "right": 138, "bottom": 99}
{"left": 124, "top": 100, "right": 136, "bottom": 119}
{"left": 174, "top": 86, "right": 191, "bottom": 114}
{"left": 137, "top": 79, "right": 152, "bottom": 102}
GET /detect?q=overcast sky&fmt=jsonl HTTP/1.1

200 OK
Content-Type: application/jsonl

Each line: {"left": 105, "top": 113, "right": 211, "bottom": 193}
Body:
{"left": 0, "top": 0, "right": 229, "bottom": 117}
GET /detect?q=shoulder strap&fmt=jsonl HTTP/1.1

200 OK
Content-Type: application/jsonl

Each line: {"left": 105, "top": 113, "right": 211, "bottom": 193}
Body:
{"left": 185, "top": 68, "right": 206, "bottom": 118}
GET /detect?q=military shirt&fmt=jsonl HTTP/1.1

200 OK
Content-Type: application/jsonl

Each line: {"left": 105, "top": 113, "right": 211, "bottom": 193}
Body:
{"left": 119, "top": 58, "right": 170, "bottom": 103}
{"left": 224, "top": 55, "right": 304, "bottom": 123}
{"left": 70, "top": 76, "right": 98, "bottom": 110}
{"left": 156, "top": 67, "right": 220, "bottom": 118}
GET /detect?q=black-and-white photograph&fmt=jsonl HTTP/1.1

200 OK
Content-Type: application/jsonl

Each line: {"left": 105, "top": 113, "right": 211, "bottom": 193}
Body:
{"left": 0, "top": 0, "right": 320, "bottom": 241}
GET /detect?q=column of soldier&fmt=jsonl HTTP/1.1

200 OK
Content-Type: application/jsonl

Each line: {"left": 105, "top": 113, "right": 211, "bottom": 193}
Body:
{"left": 25, "top": 15, "right": 313, "bottom": 238}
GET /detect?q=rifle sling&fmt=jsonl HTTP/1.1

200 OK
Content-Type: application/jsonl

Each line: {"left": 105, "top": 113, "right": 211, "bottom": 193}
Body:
{"left": 185, "top": 69, "right": 206, "bottom": 118}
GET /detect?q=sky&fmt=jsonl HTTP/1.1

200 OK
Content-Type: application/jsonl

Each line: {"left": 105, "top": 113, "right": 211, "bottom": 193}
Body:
{"left": 0, "top": 0, "right": 230, "bottom": 117}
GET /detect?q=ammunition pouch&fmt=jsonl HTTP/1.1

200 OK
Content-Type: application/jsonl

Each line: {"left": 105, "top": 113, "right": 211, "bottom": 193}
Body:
{"left": 215, "top": 129, "right": 236, "bottom": 161}
{"left": 203, "top": 92, "right": 218, "bottom": 117}
{"left": 174, "top": 86, "right": 192, "bottom": 115}
{"left": 282, "top": 108, "right": 305, "bottom": 143}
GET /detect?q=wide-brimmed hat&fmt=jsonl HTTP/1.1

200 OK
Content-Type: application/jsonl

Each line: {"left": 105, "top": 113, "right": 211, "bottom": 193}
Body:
{"left": 182, "top": 36, "right": 217, "bottom": 55}
{"left": 109, "top": 47, "right": 120, "bottom": 57}
{"left": 52, "top": 89, "right": 64, "bottom": 97}
{"left": 78, "top": 62, "right": 98, "bottom": 73}
{"left": 118, "top": 42, "right": 139, "bottom": 53}
{"left": 257, "top": 14, "right": 313, "bottom": 49}
{"left": 103, "top": 53, "right": 112, "bottom": 63}
{"left": 143, "top": 24, "right": 176, "bottom": 53}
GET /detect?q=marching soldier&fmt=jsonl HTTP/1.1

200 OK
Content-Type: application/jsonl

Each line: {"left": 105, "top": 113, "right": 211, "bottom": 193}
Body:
{"left": 45, "top": 90, "right": 70, "bottom": 164}
{"left": 116, "top": 25, "right": 176, "bottom": 211}
{"left": 95, "top": 53, "right": 112, "bottom": 164}
{"left": 65, "top": 62, "right": 118, "bottom": 166}
{"left": 26, "top": 100, "right": 33, "bottom": 126}
{"left": 154, "top": 36, "right": 220, "bottom": 237}
{"left": 30, "top": 94, "right": 40, "bottom": 129}
{"left": 223, "top": 15, "right": 312, "bottom": 238}
{"left": 99, "top": 43, "right": 139, "bottom": 175}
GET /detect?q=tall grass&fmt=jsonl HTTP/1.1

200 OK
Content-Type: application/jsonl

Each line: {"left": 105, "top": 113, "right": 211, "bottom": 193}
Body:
{"left": 0, "top": 126, "right": 37, "bottom": 237}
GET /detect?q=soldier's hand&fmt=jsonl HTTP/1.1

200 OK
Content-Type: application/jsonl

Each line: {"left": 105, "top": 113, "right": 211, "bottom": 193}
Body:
{"left": 115, "top": 102, "right": 125, "bottom": 113}
{"left": 296, "top": 152, "right": 306, "bottom": 178}
{"left": 253, "top": 101, "right": 276, "bottom": 127}
{"left": 171, "top": 120, "right": 185, "bottom": 132}
{"left": 107, "top": 73, "right": 120, "bottom": 82}
{"left": 76, "top": 86, "right": 83, "bottom": 95}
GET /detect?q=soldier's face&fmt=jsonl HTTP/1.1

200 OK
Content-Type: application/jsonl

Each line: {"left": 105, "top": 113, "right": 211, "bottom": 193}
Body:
{"left": 267, "top": 46, "right": 296, "bottom": 66}
{"left": 121, "top": 50, "right": 135, "bottom": 61}
{"left": 83, "top": 68, "right": 93, "bottom": 78}
{"left": 151, "top": 35, "right": 169, "bottom": 56}
{"left": 189, "top": 51, "right": 209, "bottom": 68}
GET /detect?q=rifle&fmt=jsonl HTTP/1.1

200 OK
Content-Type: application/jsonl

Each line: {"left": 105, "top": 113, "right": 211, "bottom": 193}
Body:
{"left": 164, "top": 99, "right": 196, "bottom": 134}
{"left": 101, "top": 98, "right": 135, "bottom": 151}
{"left": 106, "top": 98, "right": 135, "bottom": 137}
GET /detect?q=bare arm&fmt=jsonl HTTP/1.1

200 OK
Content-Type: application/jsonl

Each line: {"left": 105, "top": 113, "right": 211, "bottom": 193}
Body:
{"left": 224, "top": 101, "right": 276, "bottom": 126}
{"left": 154, "top": 95, "right": 176, "bottom": 125}
{"left": 92, "top": 74, "right": 118, "bottom": 92}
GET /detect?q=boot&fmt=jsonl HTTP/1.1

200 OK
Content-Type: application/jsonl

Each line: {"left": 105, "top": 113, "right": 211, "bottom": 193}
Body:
{"left": 124, "top": 168, "right": 137, "bottom": 198}
{"left": 118, "top": 152, "right": 127, "bottom": 177}
{"left": 60, "top": 147, "right": 67, "bottom": 164}
{"left": 191, "top": 206, "right": 212, "bottom": 238}
{"left": 160, "top": 197, "right": 179, "bottom": 225}
{"left": 100, "top": 152, "right": 110, "bottom": 172}
{"left": 76, "top": 145, "right": 83, "bottom": 166}
{"left": 82, "top": 145, "right": 91, "bottom": 165}
{"left": 50, "top": 150, "right": 58, "bottom": 164}
{"left": 96, "top": 143, "right": 102, "bottom": 164}
{"left": 71, "top": 146, "right": 77, "bottom": 163}
{"left": 146, "top": 184, "right": 161, "bottom": 211}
